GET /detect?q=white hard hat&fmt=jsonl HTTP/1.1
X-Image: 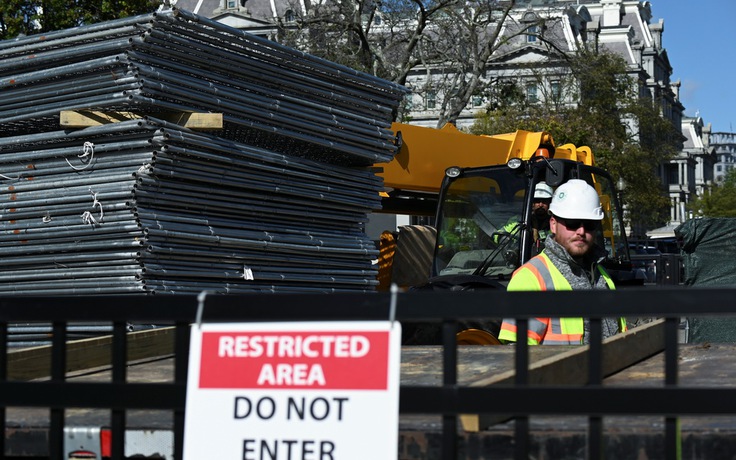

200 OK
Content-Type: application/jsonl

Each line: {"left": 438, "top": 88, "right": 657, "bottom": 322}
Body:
{"left": 534, "top": 181, "right": 553, "bottom": 199}
{"left": 548, "top": 179, "right": 604, "bottom": 220}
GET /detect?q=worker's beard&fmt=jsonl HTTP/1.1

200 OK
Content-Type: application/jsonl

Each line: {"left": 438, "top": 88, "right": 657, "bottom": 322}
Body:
{"left": 532, "top": 207, "right": 549, "bottom": 225}
{"left": 558, "top": 234, "right": 593, "bottom": 260}
{"left": 533, "top": 207, "right": 547, "bottom": 219}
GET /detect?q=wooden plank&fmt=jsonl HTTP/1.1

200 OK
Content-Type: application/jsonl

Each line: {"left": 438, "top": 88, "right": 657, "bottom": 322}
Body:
{"left": 60, "top": 110, "right": 223, "bottom": 129}
{"left": 7, "top": 326, "right": 176, "bottom": 381}
{"left": 460, "top": 319, "right": 666, "bottom": 431}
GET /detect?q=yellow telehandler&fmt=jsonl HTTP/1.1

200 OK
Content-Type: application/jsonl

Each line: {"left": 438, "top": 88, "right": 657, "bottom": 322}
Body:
{"left": 374, "top": 122, "right": 636, "bottom": 343}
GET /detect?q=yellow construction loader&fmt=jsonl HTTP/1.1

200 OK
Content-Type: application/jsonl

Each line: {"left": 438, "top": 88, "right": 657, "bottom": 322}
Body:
{"left": 374, "top": 122, "right": 636, "bottom": 343}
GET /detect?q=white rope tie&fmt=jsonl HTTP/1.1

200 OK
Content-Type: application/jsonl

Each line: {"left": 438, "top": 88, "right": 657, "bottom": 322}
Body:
{"left": 66, "top": 141, "right": 95, "bottom": 171}
{"left": 136, "top": 163, "right": 153, "bottom": 175}
{"left": 81, "top": 190, "right": 104, "bottom": 225}
{"left": 81, "top": 211, "right": 97, "bottom": 225}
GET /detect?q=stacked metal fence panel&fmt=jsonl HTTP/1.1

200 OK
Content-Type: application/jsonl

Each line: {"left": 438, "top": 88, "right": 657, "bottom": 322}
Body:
{"left": 0, "top": 8, "right": 406, "bottom": 165}
{"left": 0, "top": 9, "right": 407, "bottom": 295}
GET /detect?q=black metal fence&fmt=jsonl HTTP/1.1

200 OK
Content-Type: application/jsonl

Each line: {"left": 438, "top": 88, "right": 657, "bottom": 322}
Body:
{"left": 1, "top": 288, "right": 735, "bottom": 459}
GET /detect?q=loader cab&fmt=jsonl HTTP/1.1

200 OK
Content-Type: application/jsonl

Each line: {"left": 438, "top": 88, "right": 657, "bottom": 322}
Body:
{"left": 432, "top": 158, "right": 634, "bottom": 286}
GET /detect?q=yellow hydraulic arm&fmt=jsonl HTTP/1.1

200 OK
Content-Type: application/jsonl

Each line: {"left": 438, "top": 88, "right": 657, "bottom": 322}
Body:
{"left": 377, "top": 122, "right": 594, "bottom": 194}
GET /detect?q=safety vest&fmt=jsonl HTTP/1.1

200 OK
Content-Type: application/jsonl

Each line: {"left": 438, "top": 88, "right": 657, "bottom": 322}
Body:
{"left": 498, "top": 252, "right": 626, "bottom": 345}
{"left": 493, "top": 221, "right": 547, "bottom": 246}
{"left": 492, "top": 220, "right": 520, "bottom": 244}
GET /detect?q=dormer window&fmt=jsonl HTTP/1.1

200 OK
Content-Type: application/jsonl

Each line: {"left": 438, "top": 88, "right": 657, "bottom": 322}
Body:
{"left": 522, "top": 11, "right": 537, "bottom": 22}
{"left": 521, "top": 11, "right": 541, "bottom": 43}
{"left": 225, "top": 0, "right": 246, "bottom": 9}
{"left": 285, "top": 9, "right": 295, "bottom": 22}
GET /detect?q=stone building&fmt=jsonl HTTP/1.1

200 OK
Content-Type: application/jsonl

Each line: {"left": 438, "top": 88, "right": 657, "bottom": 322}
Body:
{"left": 710, "top": 132, "right": 736, "bottom": 184}
{"left": 668, "top": 117, "right": 715, "bottom": 224}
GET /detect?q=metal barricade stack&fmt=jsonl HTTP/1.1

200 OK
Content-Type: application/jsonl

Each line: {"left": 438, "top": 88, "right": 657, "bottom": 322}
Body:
{"left": 0, "top": 9, "right": 408, "bottom": 295}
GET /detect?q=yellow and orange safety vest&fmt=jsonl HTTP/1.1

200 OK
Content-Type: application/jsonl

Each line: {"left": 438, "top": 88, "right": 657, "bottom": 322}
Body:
{"left": 498, "top": 252, "right": 626, "bottom": 345}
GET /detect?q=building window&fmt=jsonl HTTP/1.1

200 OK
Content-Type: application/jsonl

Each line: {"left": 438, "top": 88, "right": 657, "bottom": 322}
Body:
{"left": 285, "top": 9, "right": 295, "bottom": 22}
{"left": 425, "top": 92, "right": 436, "bottom": 110}
{"left": 472, "top": 95, "right": 483, "bottom": 107}
{"left": 227, "top": 0, "right": 236, "bottom": 8}
{"left": 667, "top": 164, "right": 679, "bottom": 185}
{"left": 526, "top": 83, "right": 537, "bottom": 103}
{"left": 404, "top": 94, "right": 413, "bottom": 111}
{"left": 374, "top": 14, "right": 382, "bottom": 26}
{"left": 527, "top": 24, "right": 539, "bottom": 43}
{"left": 550, "top": 81, "right": 561, "bottom": 100}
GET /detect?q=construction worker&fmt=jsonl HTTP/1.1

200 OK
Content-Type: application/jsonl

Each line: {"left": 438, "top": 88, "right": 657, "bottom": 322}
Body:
{"left": 498, "top": 179, "right": 627, "bottom": 345}
{"left": 493, "top": 181, "right": 553, "bottom": 251}
{"left": 529, "top": 181, "right": 552, "bottom": 253}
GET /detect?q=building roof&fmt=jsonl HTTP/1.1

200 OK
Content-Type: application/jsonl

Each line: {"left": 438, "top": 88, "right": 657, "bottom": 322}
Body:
{"left": 173, "top": 0, "right": 220, "bottom": 16}
{"left": 681, "top": 117, "right": 706, "bottom": 151}
{"left": 171, "top": 0, "right": 295, "bottom": 22}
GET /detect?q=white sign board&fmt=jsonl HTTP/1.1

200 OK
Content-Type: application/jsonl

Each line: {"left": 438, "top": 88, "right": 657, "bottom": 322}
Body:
{"left": 183, "top": 321, "right": 401, "bottom": 460}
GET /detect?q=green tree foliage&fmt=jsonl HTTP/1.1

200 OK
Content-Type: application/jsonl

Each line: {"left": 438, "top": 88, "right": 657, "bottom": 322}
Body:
{"left": 0, "top": 0, "right": 158, "bottom": 40}
{"left": 471, "top": 49, "right": 679, "bottom": 232}
{"left": 689, "top": 170, "right": 736, "bottom": 218}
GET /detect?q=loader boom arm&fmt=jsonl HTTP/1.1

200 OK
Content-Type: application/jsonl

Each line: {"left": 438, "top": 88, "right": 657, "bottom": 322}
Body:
{"left": 377, "top": 122, "right": 593, "bottom": 201}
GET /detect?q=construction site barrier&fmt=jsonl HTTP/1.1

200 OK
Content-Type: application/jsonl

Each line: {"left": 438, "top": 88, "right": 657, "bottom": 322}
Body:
{"left": 0, "top": 287, "right": 733, "bottom": 459}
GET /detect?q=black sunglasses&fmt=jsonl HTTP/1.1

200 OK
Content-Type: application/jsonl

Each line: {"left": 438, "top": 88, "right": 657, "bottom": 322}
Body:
{"left": 556, "top": 217, "right": 598, "bottom": 232}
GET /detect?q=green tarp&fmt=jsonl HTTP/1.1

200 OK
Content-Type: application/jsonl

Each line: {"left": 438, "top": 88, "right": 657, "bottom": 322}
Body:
{"left": 676, "top": 218, "right": 736, "bottom": 342}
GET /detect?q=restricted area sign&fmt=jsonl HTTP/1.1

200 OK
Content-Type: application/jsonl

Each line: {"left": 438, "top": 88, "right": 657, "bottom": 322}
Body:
{"left": 183, "top": 321, "right": 402, "bottom": 460}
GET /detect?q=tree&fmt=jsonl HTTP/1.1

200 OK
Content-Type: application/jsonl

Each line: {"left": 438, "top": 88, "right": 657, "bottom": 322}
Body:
{"left": 279, "top": 0, "right": 542, "bottom": 127}
{"left": 689, "top": 170, "right": 736, "bottom": 218}
{"left": 414, "top": 0, "right": 519, "bottom": 127}
{"left": 280, "top": 0, "right": 457, "bottom": 82}
{"left": 0, "top": 0, "right": 158, "bottom": 40}
{"left": 0, "top": 0, "right": 38, "bottom": 39}
{"left": 470, "top": 49, "right": 679, "bottom": 232}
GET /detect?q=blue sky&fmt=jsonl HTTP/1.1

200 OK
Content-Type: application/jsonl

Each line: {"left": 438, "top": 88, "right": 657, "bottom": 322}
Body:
{"left": 651, "top": 1, "right": 735, "bottom": 133}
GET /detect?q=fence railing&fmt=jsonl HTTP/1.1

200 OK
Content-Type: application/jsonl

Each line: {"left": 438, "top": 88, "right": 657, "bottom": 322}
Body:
{"left": 1, "top": 287, "right": 735, "bottom": 459}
